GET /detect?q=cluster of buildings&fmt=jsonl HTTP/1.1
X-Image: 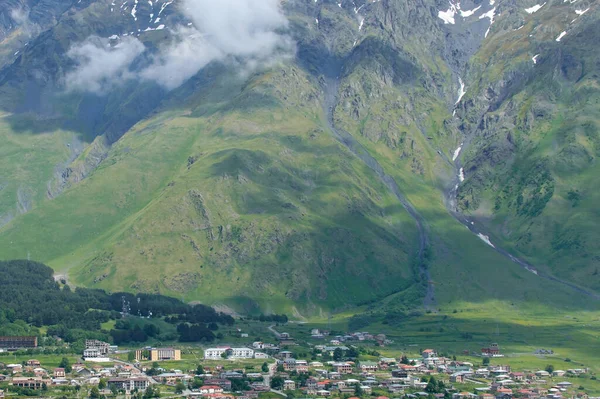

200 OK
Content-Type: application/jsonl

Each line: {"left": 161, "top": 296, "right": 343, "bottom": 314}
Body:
{"left": 244, "top": 346, "right": 596, "bottom": 399}
{"left": 0, "top": 359, "right": 146, "bottom": 389}
{"left": 310, "top": 330, "right": 391, "bottom": 346}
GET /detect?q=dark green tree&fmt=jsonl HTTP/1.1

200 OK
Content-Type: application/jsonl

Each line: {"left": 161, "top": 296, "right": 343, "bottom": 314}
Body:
{"left": 59, "top": 357, "right": 72, "bottom": 373}
{"left": 89, "top": 386, "right": 100, "bottom": 399}
{"left": 271, "top": 376, "right": 284, "bottom": 390}
{"left": 333, "top": 348, "right": 343, "bottom": 361}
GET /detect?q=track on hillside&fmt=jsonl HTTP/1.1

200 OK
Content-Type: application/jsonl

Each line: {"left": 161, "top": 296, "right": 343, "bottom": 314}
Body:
{"left": 321, "top": 74, "right": 435, "bottom": 308}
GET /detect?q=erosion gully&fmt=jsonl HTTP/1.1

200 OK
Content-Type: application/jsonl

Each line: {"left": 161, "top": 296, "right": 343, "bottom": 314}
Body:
{"left": 322, "top": 74, "right": 436, "bottom": 307}
{"left": 322, "top": 70, "right": 598, "bottom": 303}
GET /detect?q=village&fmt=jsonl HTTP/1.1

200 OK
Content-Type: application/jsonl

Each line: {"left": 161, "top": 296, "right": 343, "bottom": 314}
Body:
{"left": 0, "top": 329, "right": 598, "bottom": 399}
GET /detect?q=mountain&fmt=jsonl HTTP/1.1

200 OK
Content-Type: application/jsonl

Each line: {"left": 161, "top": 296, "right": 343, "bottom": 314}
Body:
{"left": 0, "top": 0, "right": 598, "bottom": 315}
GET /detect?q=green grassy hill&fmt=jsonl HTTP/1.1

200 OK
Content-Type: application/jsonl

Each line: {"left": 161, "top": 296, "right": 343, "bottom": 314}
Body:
{"left": 0, "top": 0, "right": 598, "bottom": 316}
{"left": 457, "top": 1, "right": 600, "bottom": 292}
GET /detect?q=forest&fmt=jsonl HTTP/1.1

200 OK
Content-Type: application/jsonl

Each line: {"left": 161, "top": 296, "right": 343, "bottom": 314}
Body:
{"left": 0, "top": 260, "right": 234, "bottom": 345}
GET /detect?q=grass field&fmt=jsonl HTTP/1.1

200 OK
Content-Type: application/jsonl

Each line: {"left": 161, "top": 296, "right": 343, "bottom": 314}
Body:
{"left": 0, "top": 113, "right": 84, "bottom": 230}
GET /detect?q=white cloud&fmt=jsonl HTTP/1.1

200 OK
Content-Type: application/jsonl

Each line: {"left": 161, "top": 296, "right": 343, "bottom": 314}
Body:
{"left": 65, "top": 36, "right": 145, "bottom": 94}
{"left": 10, "top": 8, "right": 40, "bottom": 37}
{"left": 65, "top": 0, "right": 293, "bottom": 93}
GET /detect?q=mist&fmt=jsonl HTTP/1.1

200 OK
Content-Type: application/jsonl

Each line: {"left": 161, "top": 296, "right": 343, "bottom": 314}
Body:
{"left": 10, "top": 8, "right": 40, "bottom": 38}
{"left": 65, "top": 36, "right": 145, "bottom": 94}
{"left": 65, "top": 0, "right": 293, "bottom": 93}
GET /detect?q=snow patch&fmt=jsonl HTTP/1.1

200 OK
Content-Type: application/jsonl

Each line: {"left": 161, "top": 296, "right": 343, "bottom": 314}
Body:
{"left": 452, "top": 143, "right": 463, "bottom": 161}
{"left": 479, "top": 8, "right": 496, "bottom": 37}
{"left": 459, "top": 167, "right": 465, "bottom": 182}
{"left": 477, "top": 233, "right": 495, "bottom": 248}
{"left": 525, "top": 3, "right": 546, "bottom": 14}
{"left": 556, "top": 31, "right": 567, "bottom": 41}
{"left": 438, "top": 3, "right": 457, "bottom": 25}
{"left": 460, "top": 5, "right": 481, "bottom": 17}
{"left": 455, "top": 77, "right": 466, "bottom": 105}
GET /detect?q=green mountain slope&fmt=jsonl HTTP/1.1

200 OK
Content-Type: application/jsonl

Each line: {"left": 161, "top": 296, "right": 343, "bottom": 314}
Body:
{"left": 0, "top": 65, "right": 423, "bottom": 313}
{"left": 456, "top": 1, "right": 600, "bottom": 293}
{"left": 0, "top": 0, "right": 598, "bottom": 315}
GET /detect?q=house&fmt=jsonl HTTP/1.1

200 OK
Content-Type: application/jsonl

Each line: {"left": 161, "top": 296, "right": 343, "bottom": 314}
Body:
{"left": 295, "top": 360, "right": 309, "bottom": 373}
{"left": 253, "top": 342, "right": 265, "bottom": 349}
{"left": 552, "top": 370, "right": 566, "bottom": 377}
{"left": 556, "top": 382, "right": 572, "bottom": 388}
{"left": 220, "top": 371, "right": 243, "bottom": 379}
{"left": 454, "top": 393, "right": 478, "bottom": 399}
{"left": 480, "top": 394, "right": 495, "bottom": 399}
{"left": 392, "top": 369, "right": 409, "bottom": 378}
{"left": 451, "top": 373, "right": 465, "bottom": 383}
{"left": 26, "top": 359, "right": 41, "bottom": 367}
{"left": 482, "top": 343, "right": 502, "bottom": 357}
{"left": 108, "top": 377, "right": 151, "bottom": 391}
{"left": 205, "top": 379, "right": 232, "bottom": 391}
{"left": 283, "top": 358, "right": 297, "bottom": 371}
{"left": 476, "top": 369, "right": 490, "bottom": 378}
{"left": 54, "top": 368, "right": 66, "bottom": 378}
{"left": 200, "top": 386, "right": 224, "bottom": 394}
{"left": 535, "top": 371, "right": 550, "bottom": 377}
{"left": 33, "top": 367, "right": 47, "bottom": 377}
{"left": 6, "top": 364, "right": 22, "bottom": 373}
{"left": 135, "top": 348, "right": 181, "bottom": 361}
{"left": 510, "top": 372, "right": 524, "bottom": 381}
{"left": 129, "top": 377, "right": 151, "bottom": 391}
{"left": 333, "top": 362, "right": 353, "bottom": 374}
{"left": 306, "top": 378, "right": 318, "bottom": 390}
{"left": 11, "top": 377, "right": 51, "bottom": 389}
{"left": 359, "top": 361, "right": 379, "bottom": 372}
{"left": 85, "top": 340, "right": 110, "bottom": 356}
{"left": 422, "top": 349, "right": 437, "bottom": 359}
{"left": 283, "top": 380, "right": 296, "bottom": 390}
{"left": 250, "top": 382, "right": 270, "bottom": 391}
{"left": 495, "top": 388, "right": 512, "bottom": 396}
{"left": 156, "top": 373, "right": 190, "bottom": 384}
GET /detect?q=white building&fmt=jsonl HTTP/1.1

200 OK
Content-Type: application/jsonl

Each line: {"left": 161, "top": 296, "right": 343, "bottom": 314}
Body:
{"left": 204, "top": 347, "right": 255, "bottom": 360}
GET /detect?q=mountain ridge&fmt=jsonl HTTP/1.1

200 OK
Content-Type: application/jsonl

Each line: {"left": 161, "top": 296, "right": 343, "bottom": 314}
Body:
{"left": 0, "top": 0, "right": 598, "bottom": 314}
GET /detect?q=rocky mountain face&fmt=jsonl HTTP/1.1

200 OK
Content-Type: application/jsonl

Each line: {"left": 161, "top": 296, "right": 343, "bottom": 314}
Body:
{"left": 0, "top": 0, "right": 598, "bottom": 313}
